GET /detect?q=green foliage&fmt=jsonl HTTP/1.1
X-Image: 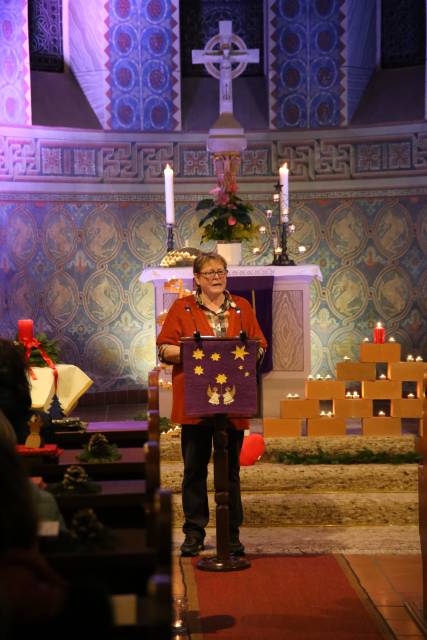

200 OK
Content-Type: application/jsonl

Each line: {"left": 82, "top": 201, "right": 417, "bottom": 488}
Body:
{"left": 272, "top": 447, "right": 421, "bottom": 465}
{"left": 28, "top": 332, "right": 61, "bottom": 367}
{"left": 197, "top": 192, "right": 259, "bottom": 243}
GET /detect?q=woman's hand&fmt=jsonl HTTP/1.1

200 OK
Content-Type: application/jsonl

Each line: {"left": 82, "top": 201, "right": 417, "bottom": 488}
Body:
{"left": 159, "top": 344, "right": 181, "bottom": 365}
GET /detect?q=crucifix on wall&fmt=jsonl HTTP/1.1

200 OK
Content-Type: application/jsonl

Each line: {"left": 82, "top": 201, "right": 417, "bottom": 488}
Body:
{"left": 192, "top": 21, "right": 260, "bottom": 119}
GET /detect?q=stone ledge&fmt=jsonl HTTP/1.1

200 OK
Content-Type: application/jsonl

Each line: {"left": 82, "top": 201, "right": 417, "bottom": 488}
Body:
{"left": 172, "top": 491, "right": 418, "bottom": 527}
{"left": 161, "top": 461, "right": 417, "bottom": 493}
{"left": 160, "top": 434, "right": 418, "bottom": 462}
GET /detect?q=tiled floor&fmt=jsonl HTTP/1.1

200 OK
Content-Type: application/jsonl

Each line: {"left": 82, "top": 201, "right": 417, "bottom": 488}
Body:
{"left": 73, "top": 402, "right": 426, "bottom": 639}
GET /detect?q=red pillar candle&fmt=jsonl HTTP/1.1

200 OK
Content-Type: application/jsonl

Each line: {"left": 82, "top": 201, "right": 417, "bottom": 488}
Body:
{"left": 373, "top": 322, "right": 385, "bottom": 344}
{"left": 18, "top": 319, "right": 34, "bottom": 342}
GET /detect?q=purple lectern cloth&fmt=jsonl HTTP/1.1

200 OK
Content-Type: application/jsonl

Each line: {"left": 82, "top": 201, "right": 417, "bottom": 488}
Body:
{"left": 227, "top": 276, "right": 273, "bottom": 374}
{"left": 182, "top": 338, "right": 258, "bottom": 417}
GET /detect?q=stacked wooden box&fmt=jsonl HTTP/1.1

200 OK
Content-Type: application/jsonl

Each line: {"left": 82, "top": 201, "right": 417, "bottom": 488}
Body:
{"left": 264, "top": 342, "right": 425, "bottom": 437}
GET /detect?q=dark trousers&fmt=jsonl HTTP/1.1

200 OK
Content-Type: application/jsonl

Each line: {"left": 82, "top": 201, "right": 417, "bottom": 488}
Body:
{"left": 181, "top": 421, "right": 244, "bottom": 540}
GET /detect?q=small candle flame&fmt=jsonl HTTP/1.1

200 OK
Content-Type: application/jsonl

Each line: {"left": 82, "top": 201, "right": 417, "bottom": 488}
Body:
{"left": 407, "top": 355, "right": 414, "bottom": 361}
{"left": 407, "top": 393, "right": 415, "bottom": 398}
{"left": 363, "top": 337, "right": 369, "bottom": 342}
{"left": 378, "top": 410, "right": 385, "bottom": 416}
{"left": 388, "top": 337, "right": 395, "bottom": 342}
{"left": 415, "top": 356, "right": 423, "bottom": 362}
{"left": 379, "top": 374, "right": 386, "bottom": 379}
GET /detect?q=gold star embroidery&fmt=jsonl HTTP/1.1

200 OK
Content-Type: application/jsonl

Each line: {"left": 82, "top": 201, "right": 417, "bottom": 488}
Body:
{"left": 192, "top": 348, "right": 204, "bottom": 360}
{"left": 232, "top": 345, "right": 249, "bottom": 360}
{"left": 194, "top": 366, "right": 204, "bottom": 376}
{"left": 216, "top": 373, "right": 227, "bottom": 385}
{"left": 211, "top": 352, "right": 221, "bottom": 361}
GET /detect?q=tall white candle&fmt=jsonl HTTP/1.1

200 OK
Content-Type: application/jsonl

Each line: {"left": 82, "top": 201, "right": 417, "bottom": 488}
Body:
{"left": 279, "top": 162, "right": 289, "bottom": 222}
{"left": 164, "top": 164, "right": 175, "bottom": 225}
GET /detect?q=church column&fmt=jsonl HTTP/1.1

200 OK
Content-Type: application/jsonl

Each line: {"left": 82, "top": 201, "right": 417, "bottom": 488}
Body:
{"left": 67, "top": 0, "right": 181, "bottom": 131}
{"left": 0, "top": 0, "right": 32, "bottom": 125}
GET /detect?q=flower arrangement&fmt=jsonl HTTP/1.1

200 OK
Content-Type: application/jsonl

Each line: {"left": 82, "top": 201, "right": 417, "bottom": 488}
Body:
{"left": 197, "top": 170, "right": 259, "bottom": 243}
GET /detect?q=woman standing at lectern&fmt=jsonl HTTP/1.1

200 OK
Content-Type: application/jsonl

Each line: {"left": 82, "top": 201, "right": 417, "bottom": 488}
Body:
{"left": 157, "top": 251, "right": 267, "bottom": 557}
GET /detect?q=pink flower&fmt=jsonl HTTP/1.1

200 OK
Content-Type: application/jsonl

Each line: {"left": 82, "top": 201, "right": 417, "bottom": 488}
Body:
{"left": 217, "top": 192, "right": 229, "bottom": 206}
{"left": 227, "top": 216, "right": 237, "bottom": 226}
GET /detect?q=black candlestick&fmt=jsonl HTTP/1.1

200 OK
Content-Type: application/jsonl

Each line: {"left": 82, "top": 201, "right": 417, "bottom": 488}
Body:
{"left": 166, "top": 223, "right": 174, "bottom": 252}
{"left": 272, "top": 220, "right": 295, "bottom": 266}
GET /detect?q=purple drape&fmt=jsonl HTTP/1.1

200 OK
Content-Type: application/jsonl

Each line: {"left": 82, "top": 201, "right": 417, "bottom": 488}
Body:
{"left": 228, "top": 276, "right": 273, "bottom": 373}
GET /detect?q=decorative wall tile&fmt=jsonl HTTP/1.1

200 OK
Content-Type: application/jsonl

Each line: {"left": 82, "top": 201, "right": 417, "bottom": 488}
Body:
{"left": 0, "top": 191, "right": 425, "bottom": 390}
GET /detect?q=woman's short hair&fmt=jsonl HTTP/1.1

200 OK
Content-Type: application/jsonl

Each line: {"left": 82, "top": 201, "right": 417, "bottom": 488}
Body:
{"left": 193, "top": 252, "right": 227, "bottom": 275}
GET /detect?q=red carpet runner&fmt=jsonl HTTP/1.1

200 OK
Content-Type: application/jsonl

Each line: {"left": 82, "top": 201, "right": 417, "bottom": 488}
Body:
{"left": 186, "top": 555, "right": 391, "bottom": 640}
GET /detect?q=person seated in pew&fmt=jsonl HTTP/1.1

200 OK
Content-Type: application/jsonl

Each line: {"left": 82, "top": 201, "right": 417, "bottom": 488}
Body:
{"left": 0, "top": 338, "right": 54, "bottom": 445}
{"left": 0, "top": 437, "right": 113, "bottom": 639}
{"left": 0, "top": 339, "right": 66, "bottom": 531}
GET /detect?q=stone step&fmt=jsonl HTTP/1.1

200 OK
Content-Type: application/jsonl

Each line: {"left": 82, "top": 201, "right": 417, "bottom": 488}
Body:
{"left": 160, "top": 434, "right": 417, "bottom": 462}
{"left": 171, "top": 491, "right": 418, "bottom": 527}
{"left": 161, "top": 461, "right": 417, "bottom": 493}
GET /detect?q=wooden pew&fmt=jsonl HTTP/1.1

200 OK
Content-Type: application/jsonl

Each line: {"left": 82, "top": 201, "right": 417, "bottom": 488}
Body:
{"left": 406, "top": 371, "right": 427, "bottom": 632}
{"left": 40, "top": 368, "right": 172, "bottom": 638}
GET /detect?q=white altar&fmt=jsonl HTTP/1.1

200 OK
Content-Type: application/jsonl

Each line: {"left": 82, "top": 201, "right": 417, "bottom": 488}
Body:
{"left": 140, "top": 264, "right": 322, "bottom": 418}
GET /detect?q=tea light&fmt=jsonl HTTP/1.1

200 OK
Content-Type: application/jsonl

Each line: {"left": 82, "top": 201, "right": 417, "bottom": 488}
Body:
{"left": 325, "top": 374, "right": 332, "bottom": 379}
{"left": 316, "top": 374, "right": 323, "bottom": 380}
{"left": 352, "top": 391, "right": 360, "bottom": 398}
{"left": 259, "top": 226, "right": 266, "bottom": 234}
{"left": 287, "top": 393, "right": 293, "bottom": 399}
{"left": 416, "top": 356, "right": 423, "bottom": 362}
{"left": 379, "top": 374, "right": 386, "bottom": 379}
{"left": 274, "top": 247, "right": 283, "bottom": 254}
{"left": 378, "top": 410, "right": 386, "bottom": 416}
{"left": 293, "top": 393, "right": 300, "bottom": 399}
{"left": 346, "top": 391, "right": 352, "bottom": 398}
{"left": 252, "top": 247, "right": 261, "bottom": 255}
{"left": 265, "top": 209, "right": 273, "bottom": 218}
{"left": 363, "top": 337, "right": 369, "bottom": 342}
{"left": 298, "top": 245, "right": 307, "bottom": 253}
{"left": 407, "top": 355, "right": 414, "bottom": 361}
{"left": 327, "top": 411, "right": 333, "bottom": 417}
{"left": 288, "top": 224, "right": 295, "bottom": 232}
{"left": 273, "top": 193, "right": 280, "bottom": 203}
{"left": 320, "top": 411, "right": 325, "bottom": 416}
{"left": 307, "top": 375, "right": 314, "bottom": 380}
{"left": 343, "top": 356, "right": 350, "bottom": 361}
{"left": 407, "top": 393, "right": 415, "bottom": 398}
{"left": 388, "top": 336, "right": 396, "bottom": 342}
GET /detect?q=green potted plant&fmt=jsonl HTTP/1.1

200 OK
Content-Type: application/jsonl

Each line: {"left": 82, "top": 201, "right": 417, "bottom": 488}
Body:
{"left": 196, "top": 174, "right": 259, "bottom": 264}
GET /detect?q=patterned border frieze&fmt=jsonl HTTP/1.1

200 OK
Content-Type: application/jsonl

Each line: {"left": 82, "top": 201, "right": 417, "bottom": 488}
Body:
{"left": 2, "top": 126, "right": 427, "bottom": 184}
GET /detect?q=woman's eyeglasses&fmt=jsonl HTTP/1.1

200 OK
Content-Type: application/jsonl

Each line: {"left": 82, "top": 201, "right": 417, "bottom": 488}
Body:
{"left": 198, "top": 269, "right": 228, "bottom": 280}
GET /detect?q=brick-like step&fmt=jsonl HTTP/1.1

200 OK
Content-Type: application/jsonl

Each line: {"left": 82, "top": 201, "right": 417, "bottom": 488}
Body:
{"left": 160, "top": 433, "right": 418, "bottom": 528}
{"left": 171, "top": 491, "right": 417, "bottom": 527}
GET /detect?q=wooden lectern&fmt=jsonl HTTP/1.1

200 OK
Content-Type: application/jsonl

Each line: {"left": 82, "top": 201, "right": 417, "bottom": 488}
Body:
{"left": 181, "top": 335, "right": 259, "bottom": 572}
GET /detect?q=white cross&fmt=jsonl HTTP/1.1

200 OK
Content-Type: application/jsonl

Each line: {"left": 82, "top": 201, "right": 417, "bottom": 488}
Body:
{"left": 192, "top": 21, "right": 259, "bottom": 117}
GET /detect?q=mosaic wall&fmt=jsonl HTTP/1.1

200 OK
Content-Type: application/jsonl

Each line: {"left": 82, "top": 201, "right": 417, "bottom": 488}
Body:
{"left": 108, "top": 0, "right": 181, "bottom": 131}
{"left": 0, "top": 193, "right": 426, "bottom": 390}
{"left": 0, "top": 0, "right": 31, "bottom": 125}
{"left": 269, "top": 0, "right": 345, "bottom": 129}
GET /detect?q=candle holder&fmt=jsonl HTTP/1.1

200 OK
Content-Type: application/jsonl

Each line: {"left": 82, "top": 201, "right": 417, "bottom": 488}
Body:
{"left": 269, "top": 182, "right": 295, "bottom": 266}
{"left": 166, "top": 223, "right": 175, "bottom": 253}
